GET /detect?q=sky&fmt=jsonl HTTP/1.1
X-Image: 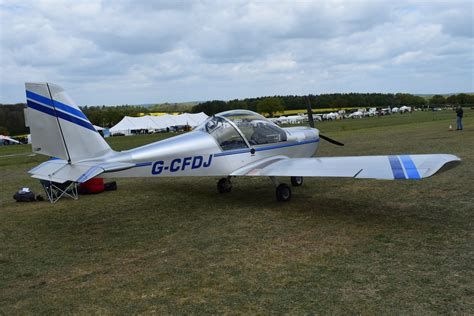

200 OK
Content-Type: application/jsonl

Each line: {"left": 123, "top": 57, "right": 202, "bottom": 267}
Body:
{"left": 1, "top": 0, "right": 473, "bottom": 106}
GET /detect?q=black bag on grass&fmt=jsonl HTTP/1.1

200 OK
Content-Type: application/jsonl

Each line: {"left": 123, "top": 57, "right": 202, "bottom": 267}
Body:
{"left": 104, "top": 181, "right": 117, "bottom": 191}
{"left": 14, "top": 191, "right": 36, "bottom": 202}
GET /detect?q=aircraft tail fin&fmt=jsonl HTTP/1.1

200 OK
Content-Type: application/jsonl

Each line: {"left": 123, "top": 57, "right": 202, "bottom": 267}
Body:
{"left": 24, "top": 83, "right": 112, "bottom": 162}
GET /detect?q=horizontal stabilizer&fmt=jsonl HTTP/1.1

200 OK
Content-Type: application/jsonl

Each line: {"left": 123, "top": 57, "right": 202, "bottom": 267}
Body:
{"left": 76, "top": 162, "right": 136, "bottom": 183}
{"left": 29, "top": 159, "right": 135, "bottom": 183}
{"left": 232, "top": 154, "right": 460, "bottom": 180}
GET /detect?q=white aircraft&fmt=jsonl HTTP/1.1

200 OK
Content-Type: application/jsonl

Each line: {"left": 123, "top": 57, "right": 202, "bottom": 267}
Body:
{"left": 24, "top": 83, "right": 460, "bottom": 203}
{"left": 348, "top": 111, "right": 364, "bottom": 119}
{"left": 1, "top": 135, "right": 20, "bottom": 145}
{"left": 400, "top": 106, "right": 412, "bottom": 113}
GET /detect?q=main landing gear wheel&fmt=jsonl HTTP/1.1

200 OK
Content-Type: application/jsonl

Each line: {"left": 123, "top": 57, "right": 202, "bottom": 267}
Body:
{"left": 290, "top": 176, "right": 303, "bottom": 187}
{"left": 276, "top": 183, "right": 292, "bottom": 202}
{"left": 217, "top": 178, "right": 232, "bottom": 193}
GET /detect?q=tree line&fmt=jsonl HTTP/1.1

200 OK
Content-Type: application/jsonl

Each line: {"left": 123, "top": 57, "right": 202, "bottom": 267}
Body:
{"left": 191, "top": 93, "right": 474, "bottom": 115}
{"left": 0, "top": 104, "right": 28, "bottom": 136}
{"left": 81, "top": 105, "right": 150, "bottom": 128}
{"left": 0, "top": 93, "right": 472, "bottom": 135}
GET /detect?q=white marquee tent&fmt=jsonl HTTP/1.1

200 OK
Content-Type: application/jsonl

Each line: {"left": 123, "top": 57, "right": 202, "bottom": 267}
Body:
{"left": 110, "top": 112, "right": 208, "bottom": 135}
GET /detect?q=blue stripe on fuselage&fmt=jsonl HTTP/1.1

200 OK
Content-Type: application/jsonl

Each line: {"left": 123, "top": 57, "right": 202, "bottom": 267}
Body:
{"left": 214, "top": 138, "right": 319, "bottom": 157}
{"left": 135, "top": 162, "right": 153, "bottom": 167}
{"left": 214, "top": 148, "right": 250, "bottom": 157}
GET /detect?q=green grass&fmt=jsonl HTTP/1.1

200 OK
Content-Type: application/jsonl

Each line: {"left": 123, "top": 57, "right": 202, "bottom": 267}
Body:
{"left": 1, "top": 110, "right": 473, "bottom": 314}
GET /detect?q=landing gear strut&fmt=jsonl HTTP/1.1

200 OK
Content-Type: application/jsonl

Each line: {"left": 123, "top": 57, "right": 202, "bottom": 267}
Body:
{"left": 217, "top": 177, "right": 232, "bottom": 193}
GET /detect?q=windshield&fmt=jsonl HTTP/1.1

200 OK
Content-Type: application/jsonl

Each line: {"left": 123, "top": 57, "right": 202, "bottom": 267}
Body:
{"left": 218, "top": 110, "right": 287, "bottom": 145}
{"left": 196, "top": 116, "right": 247, "bottom": 151}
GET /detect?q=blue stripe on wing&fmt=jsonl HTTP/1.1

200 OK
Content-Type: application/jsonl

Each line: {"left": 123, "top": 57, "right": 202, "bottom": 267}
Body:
{"left": 399, "top": 155, "right": 421, "bottom": 179}
{"left": 388, "top": 156, "right": 406, "bottom": 179}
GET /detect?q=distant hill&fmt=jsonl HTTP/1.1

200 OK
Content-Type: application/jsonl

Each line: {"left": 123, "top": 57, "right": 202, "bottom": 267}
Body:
{"left": 414, "top": 93, "right": 474, "bottom": 101}
{"left": 415, "top": 92, "right": 474, "bottom": 97}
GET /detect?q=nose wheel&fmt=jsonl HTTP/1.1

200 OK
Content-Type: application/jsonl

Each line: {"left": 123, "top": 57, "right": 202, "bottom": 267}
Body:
{"left": 217, "top": 177, "right": 232, "bottom": 193}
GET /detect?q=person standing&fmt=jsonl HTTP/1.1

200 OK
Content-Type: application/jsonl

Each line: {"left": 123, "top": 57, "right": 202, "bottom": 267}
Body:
{"left": 456, "top": 105, "right": 463, "bottom": 130}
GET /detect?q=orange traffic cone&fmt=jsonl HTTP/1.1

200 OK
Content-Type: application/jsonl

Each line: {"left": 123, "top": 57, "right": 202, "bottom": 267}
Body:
{"left": 449, "top": 124, "right": 453, "bottom": 131}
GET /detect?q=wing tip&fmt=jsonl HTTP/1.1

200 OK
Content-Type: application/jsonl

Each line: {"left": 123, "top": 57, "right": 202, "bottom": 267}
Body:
{"left": 419, "top": 154, "right": 461, "bottom": 178}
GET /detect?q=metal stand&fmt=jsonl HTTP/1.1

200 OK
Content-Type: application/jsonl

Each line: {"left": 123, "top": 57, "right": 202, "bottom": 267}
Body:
{"left": 40, "top": 180, "right": 78, "bottom": 204}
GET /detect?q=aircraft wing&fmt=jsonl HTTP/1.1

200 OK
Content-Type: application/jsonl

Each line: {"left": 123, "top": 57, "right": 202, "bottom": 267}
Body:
{"left": 29, "top": 159, "right": 136, "bottom": 183}
{"left": 230, "top": 154, "right": 460, "bottom": 180}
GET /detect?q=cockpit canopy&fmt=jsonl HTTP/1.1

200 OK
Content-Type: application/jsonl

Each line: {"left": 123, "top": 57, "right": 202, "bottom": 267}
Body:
{"left": 197, "top": 110, "right": 287, "bottom": 151}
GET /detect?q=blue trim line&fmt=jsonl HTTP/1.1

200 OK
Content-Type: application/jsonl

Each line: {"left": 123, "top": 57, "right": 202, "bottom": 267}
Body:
{"left": 26, "top": 90, "right": 54, "bottom": 107}
{"left": 27, "top": 100, "right": 97, "bottom": 133}
{"left": 26, "top": 90, "right": 89, "bottom": 121}
{"left": 26, "top": 99, "right": 56, "bottom": 117}
{"left": 256, "top": 138, "right": 319, "bottom": 152}
{"left": 388, "top": 156, "right": 406, "bottom": 179}
{"left": 399, "top": 155, "right": 421, "bottom": 179}
{"left": 53, "top": 100, "right": 89, "bottom": 121}
{"left": 56, "top": 109, "right": 96, "bottom": 132}
{"left": 135, "top": 162, "right": 152, "bottom": 167}
{"left": 214, "top": 138, "right": 319, "bottom": 157}
{"left": 214, "top": 148, "right": 250, "bottom": 157}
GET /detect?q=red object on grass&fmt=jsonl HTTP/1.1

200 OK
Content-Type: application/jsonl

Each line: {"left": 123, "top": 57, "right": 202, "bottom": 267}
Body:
{"left": 80, "top": 178, "right": 104, "bottom": 194}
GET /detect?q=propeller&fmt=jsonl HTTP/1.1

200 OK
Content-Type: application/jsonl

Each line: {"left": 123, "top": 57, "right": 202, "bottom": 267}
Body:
{"left": 305, "top": 96, "right": 344, "bottom": 146}
{"left": 319, "top": 134, "right": 345, "bottom": 146}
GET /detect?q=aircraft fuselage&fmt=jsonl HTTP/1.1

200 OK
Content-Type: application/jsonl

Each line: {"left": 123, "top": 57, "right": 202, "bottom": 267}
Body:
{"left": 100, "top": 126, "right": 319, "bottom": 178}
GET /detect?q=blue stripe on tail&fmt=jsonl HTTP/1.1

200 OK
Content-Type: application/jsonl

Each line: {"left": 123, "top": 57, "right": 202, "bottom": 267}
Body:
{"left": 26, "top": 99, "right": 56, "bottom": 117}
{"left": 26, "top": 90, "right": 89, "bottom": 121}
{"left": 26, "top": 100, "right": 97, "bottom": 132}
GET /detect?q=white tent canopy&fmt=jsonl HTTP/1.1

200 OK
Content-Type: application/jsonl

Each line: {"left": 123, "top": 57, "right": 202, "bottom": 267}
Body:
{"left": 148, "top": 115, "right": 178, "bottom": 129}
{"left": 109, "top": 117, "right": 139, "bottom": 135}
{"left": 185, "top": 113, "right": 208, "bottom": 126}
{"left": 110, "top": 112, "right": 208, "bottom": 135}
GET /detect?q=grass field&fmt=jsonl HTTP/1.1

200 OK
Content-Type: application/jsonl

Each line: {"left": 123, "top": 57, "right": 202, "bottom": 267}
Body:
{"left": 1, "top": 110, "right": 473, "bottom": 314}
